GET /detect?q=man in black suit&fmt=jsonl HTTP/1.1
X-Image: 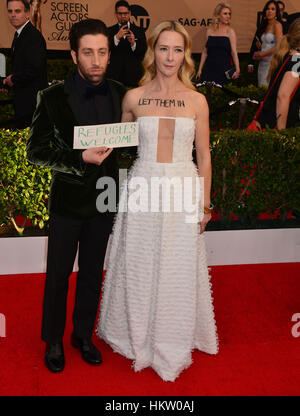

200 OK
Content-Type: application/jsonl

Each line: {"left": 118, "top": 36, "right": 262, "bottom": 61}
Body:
{"left": 27, "top": 19, "right": 125, "bottom": 373}
{"left": 277, "top": 1, "right": 289, "bottom": 34}
{"left": 107, "top": 0, "right": 147, "bottom": 87}
{"left": 4, "top": 0, "right": 47, "bottom": 129}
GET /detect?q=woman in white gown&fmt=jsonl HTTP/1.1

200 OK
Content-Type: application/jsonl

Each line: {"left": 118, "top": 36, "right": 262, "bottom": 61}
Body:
{"left": 96, "top": 20, "right": 218, "bottom": 382}
{"left": 251, "top": 1, "right": 283, "bottom": 87}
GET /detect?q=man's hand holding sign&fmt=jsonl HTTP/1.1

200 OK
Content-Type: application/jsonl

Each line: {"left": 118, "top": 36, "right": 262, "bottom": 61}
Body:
{"left": 82, "top": 147, "right": 113, "bottom": 166}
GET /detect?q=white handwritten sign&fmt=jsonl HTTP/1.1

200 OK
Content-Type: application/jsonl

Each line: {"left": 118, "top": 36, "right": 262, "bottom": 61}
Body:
{"left": 73, "top": 122, "right": 139, "bottom": 149}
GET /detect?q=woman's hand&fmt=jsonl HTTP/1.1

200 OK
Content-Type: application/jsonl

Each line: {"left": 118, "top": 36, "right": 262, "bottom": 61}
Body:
{"left": 232, "top": 70, "right": 240, "bottom": 79}
{"left": 199, "top": 212, "right": 211, "bottom": 234}
{"left": 196, "top": 69, "right": 202, "bottom": 80}
{"left": 253, "top": 51, "right": 264, "bottom": 60}
{"left": 3, "top": 75, "right": 13, "bottom": 87}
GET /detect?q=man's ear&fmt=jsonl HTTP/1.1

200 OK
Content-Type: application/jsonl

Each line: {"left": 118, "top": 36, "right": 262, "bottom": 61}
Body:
{"left": 71, "top": 50, "right": 77, "bottom": 65}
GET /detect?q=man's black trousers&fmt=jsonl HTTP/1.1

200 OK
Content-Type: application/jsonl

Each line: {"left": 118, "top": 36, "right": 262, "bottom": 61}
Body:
{"left": 41, "top": 212, "right": 113, "bottom": 344}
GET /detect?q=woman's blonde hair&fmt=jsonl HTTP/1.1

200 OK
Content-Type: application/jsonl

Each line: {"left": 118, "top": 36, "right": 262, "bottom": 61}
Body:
{"left": 139, "top": 20, "right": 195, "bottom": 90}
{"left": 268, "top": 18, "right": 300, "bottom": 81}
{"left": 212, "top": 3, "right": 232, "bottom": 30}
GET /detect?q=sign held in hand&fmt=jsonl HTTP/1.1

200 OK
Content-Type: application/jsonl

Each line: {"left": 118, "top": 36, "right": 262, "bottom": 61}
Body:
{"left": 73, "top": 122, "right": 139, "bottom": 149}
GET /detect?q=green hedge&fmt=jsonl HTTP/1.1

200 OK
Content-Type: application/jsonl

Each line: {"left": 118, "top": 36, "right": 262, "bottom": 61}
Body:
{"left": 0, "top": 128, "right": 51, "bottom": 234}
{"left": 47, "top": 58, "right": 75, "bottom": 82}
{"left": 210, "top": 128, "right": 300, "bottom": 223}
{"left": 0, "top": 127, "right": 299, "bottom": 235}
{"left": 197, "top": 83, "right": 267, "bottom": 129}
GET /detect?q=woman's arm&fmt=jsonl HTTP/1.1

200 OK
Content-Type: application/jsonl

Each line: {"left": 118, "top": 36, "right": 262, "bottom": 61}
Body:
{"left": 276, "top": 70, "right": 300, "bottom": 129}
{"left": 229, "top": 28, "right": 240, "bottom": 79}
{"left": 121, "top": 90, "right": 136, "bottom": 122}
{"left": 194, "top": 93, "right": 212, "bottom": 233}
{"left": 120, "top": 89, "right": 138, "bottom": 156}
{"left": 196, "top": 30, "right": 209, "bottom": 79}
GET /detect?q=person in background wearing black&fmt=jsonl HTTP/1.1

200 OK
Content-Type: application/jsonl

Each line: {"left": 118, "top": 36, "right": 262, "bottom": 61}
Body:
{"left": 3, "top": 0, "right": 47, "bottom": 129}
{"left": 27, "top": 19, "right": 125, "bottom": 373}
{"left": 277, "top": 1, "right": 289, "bottom": 34}
{"left": 196, "top": 2, "right": 240, "bottom": 85}
{"left": 106, "top": 0, "right": 147, "bottom": 87}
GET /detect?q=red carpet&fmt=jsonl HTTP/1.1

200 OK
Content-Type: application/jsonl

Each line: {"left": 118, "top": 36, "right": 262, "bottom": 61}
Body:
{"left": 0, "top": 263, "right": 300, "bottom": 396}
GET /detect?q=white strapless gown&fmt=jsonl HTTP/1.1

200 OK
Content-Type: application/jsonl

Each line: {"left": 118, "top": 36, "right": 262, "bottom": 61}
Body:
{"left": 96, "top": 116, "right": 219, "bottom": 382}
{"left": 258, "top": 32, "right": 275, "bottom": 87}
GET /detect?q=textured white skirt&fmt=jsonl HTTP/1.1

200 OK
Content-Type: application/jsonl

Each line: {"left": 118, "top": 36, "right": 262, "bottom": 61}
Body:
{"left": 97, "top": 159, "right": 219, "bottom": 381}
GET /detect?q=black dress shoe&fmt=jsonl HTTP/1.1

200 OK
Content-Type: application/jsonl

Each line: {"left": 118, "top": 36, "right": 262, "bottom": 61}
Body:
{"left": 44, "top": 343, "right": 65, "bottom": 373}
{"left": 71, "top": 333, "right": 102, "bottom": 365}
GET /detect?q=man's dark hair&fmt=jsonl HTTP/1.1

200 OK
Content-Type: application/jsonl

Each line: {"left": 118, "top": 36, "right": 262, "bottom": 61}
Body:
{"left": 277, "top": 1, "right": 285, "bottom": 9}
{"left": 69, "top": 19, "right": 110, "bottom": 53}
{"left": 7, "top": 0, "right": 30, "bottom": 11}
{"left": 115, "top": 1, "right": 130, "bottom": 12}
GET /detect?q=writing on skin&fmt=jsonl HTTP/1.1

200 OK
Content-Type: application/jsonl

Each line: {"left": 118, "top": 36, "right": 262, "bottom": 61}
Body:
{"left": 138, "top": 98, "right": 185, "bottom": 107}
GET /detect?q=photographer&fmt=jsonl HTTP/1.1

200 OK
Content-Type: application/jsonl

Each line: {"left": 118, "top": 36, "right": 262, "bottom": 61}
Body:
{"left": 106, "top": 1, "right": 147, "bottom": 87}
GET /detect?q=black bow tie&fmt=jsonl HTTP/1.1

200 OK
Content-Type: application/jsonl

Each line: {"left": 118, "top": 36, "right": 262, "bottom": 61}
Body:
{"left": 85, "top": 82, "right": 108, "bottom": 98}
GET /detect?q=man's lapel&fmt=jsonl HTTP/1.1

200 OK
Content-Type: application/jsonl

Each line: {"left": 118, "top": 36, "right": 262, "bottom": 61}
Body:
{"left": 11, "top": 32, "right": 19, "bottom": 56}
{"left": 64, "top": 73, "right": 87, "bottom": 126}
{"left": 12, "top": 21, "right": 31, "bottom": 54}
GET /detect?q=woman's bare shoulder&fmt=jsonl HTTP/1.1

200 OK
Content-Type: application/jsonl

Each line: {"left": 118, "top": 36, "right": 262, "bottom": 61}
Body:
{"left": 189, "top": 89, "right": 208, "bottom": 104}
{"left": 124, "top": 86, "right": 145, "bottom": 100}
{"left": 207, "top": 27, "right": 217, "bottom": 36}
{"left": 228, "top": 26, "right": 236, "bottom": 37}
{"left": 185, "top": 90, "right": 208, "bottom": 117}
{"left": 123, "top": 86, "right": 145, "bottom": 107}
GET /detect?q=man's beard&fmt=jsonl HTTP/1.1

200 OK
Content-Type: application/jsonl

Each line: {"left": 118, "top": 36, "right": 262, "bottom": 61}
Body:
{"left": 78, "top": 65, "right": 106, "bottom": 85}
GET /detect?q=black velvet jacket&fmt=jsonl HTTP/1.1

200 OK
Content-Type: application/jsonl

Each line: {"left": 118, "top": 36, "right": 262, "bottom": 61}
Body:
{"left": 27, "top": 73, "right": 126, "bottom": 219}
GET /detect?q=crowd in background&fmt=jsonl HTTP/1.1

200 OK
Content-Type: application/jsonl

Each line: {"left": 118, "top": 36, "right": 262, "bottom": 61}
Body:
{"left": 1, "top": 0, "right": 300, "bottom": 130}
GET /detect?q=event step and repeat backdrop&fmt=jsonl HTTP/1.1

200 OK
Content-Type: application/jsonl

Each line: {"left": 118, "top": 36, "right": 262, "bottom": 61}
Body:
{"left": 0, "top": 0, "right": 299, "bottom": 53}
